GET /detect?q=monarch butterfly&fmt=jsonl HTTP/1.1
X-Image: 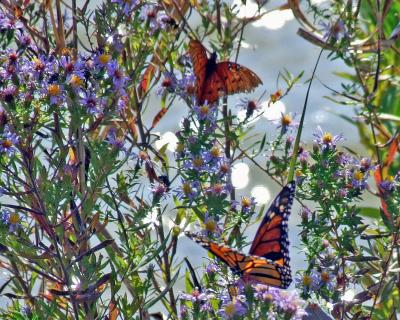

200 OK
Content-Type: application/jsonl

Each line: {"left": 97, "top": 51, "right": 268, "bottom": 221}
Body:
{"left": 188, "top": 39, "right": 263, "bottom": 105}
{"left": 185, "top": 181, "right": 295, "bottom": 289}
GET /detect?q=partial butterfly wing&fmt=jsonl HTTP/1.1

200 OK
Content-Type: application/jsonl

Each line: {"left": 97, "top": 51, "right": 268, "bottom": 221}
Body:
{"left": 199, "top": 71, "right": 227, "bottom": 105}
{"left": 185, "top": 232, "right": 290, "bottom": 288}
{"left": 249, "top": 181, "right": 295, "bottom": 279}
{"left": 188, "top": 40, "right": 208, "bottom": 101}
{"left": 215, "top": 62, "right": 262, "bottom": 95}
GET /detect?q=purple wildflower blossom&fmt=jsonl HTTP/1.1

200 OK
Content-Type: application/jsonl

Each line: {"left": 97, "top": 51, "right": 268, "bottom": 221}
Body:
{"left": 206, "top": 262, "right": 220, "bottom": 274}
{"left": 106, "top": 128, "right": 124, "bottom": 150}
{"left": 313, "top": 126, "right": 344, "bottom": 151}
{"left": 202, "top": 211, "right": 222, "bottom": 237}
{"left": 240, "top": 196, "right": 256, "bottom": 214}
{"left": 379, "top": 176, "right": 396, "bottom": 192}
{"left": 44, "top": 83, "right": 65, "bottom": 105}
{"left": 218, "top": 296, "right": 247, "bottom": 319}
{"left": 180, "top": 288, "right": 212, "bottom": 303}
{"left": 321, "top": 19, "right": 347, "bottom": 41}
{"left": 80, "top": 91, "right": 103, "bottom": 115}
{"left": 0, "top": 125, "right": 19, "bottom": 156}
{"left": 298, "top": 147, "right": 310, "bottom": 163}
{"left": 0, "top": 209, "right": 21, "bottom": 233}
{"left": 192, "top": 102, "right": 217, "bottom": 122}
{"left": 111, "top": 0, "right": 138, "bottom": 16}
{"left": 203, "top": 145, "right": 224, "bottom": 165}
{"left": 0, "top": 85, "right": 18, "bottom": 103}
{"left": 0, "top": 12, "right": 24, "bottom": 30}
{"left": 157, "top": 72, "right": 178, "bottom": 96}
{"left": 351, "top": 170, "right": 368, "bottom": 190}
{"left": 107, "top": 60, "right": 129, "bottom": 93}
{"left": 150, "top": 183, "right": 168, "bottom": 199}
{"left": 175, "top": 179, "right": 200, "bottom": 203}
{"left": 140, "top": 5, "right": 161, "bottom": 33}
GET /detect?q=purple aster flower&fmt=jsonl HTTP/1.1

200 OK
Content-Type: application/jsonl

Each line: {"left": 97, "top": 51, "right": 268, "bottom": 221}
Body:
{"left": 106, "top": 127, "right": 124, "bottom": 150}
{"left": 157, "top": 72, "right": 178, "bottom": 96}
{"left": 336, "top": 152, "right": 355, "bottom": 166}
{"left": 358, "top": 157, "right": 377, "bottom": 173}
{"left": 203, "top": 145, "right": 224, "bottom": 164}
{"left": 298, "top": 147, "right": 310, "bottom": 163}
{"left": 0, "top": 12, "right": 24, "bottom": 30}
{"left": 93, "top": 52, "right": 112, "bottom": 69}
{"left": 237, "top": 97, "right": 261, "bottom": 119}
{"left": 206, "top": 183, "right": 231, "bottom": 198}
{"left": 313, "top": 126, "right": 344, "bottom": 151}
{"left": 183, "top": 154, "right": 208, "bottom": 172}
{"left": 192, "top": 102, "right": 217, "bottom": 122}
{"left": 379, "top": 176, "right": 396, "bottom": 192}
{"left": 116, "top": 95, "right": 129, "bottom": 113}
{"left": 321, "top": 19, "right": 347, "bottom": 41}
{"left": 277, "top": 112, "right": 298, "bottom": 134}
{"left": 177, "top": 71, "right": 196, "bottom": 97}
{"left": 60, "top": 56, "right": 85, "bottom": 80}
{"left": 140, "top": 5, "right": 160, "bottom": 32}
{"left": 0, "top": 85, "right": 18, "bottom": 103}
{"left": 240, "top": 196, "right": 256, "bottom": 214}
{"left": 294, "top": 273, "right": 313, "bottom": 294}
{"left": 107, "top": 60, "right": 129, "bottom": 92}
{"left": 44, "top": 83, "right": 65, "bottom": 105}
{"left": 150, "top": 183, "right": 168, "bottom": 199}
{"left": 175, "top": 179, "right": 200, "bottom": 203}
{"left": 0, "top": 125, "right": 19, "bottom": 156}
{"left": 15, "top": 31, "right": 37, "bottom": 51}
{"left": 0, "top": 209, "right": 22, "bottom": 232}
{"left": 206, "top": 262, "right": 220, "bottom": 274}
{"left": 180, "top": 288, "right": 212, "bottom": 303}
{"left": 351, "top": 170, "right": 368, "bottom": 189}
{"left": 218, "top": 296, "right": 247, "bottom": 319}
{"left": 80, "top": 91, "right": 103, "bottom": 115}
{"left": 111, "top": 0, "right": 138, "bottom": 16}
{"left": 201, "top": 212, "right": 222, "bottom": 236}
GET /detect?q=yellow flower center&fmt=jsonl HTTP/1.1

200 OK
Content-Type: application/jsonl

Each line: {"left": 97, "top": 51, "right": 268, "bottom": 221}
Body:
{"left": 9, "top": 213, "right": 20, "bottom": 225}
{"left": 33, "top": 58, "right": 44, "bottom": 71}
{"left": 281, "top": 114, "right": 292, "bottom": 126}
{"left": 98, "top": 53, "right": 111, "bottom": 65}
{"left": 199, "top": 105, "right": 209, "bottom": 116}
{"left": 303, "top": 274, "right": 312, "bottom": 286}
{"left": 210, "top": 146, "right": 221, "bottom": 158}
{"left": 321, "top": 271, "right": 330, "bottom": 283}
{"left": 322, "top": 132, "right": 333, "bottom": 144}
{"left": 204, "top": 219, "right": 217, "bottom": 232}
{"left": 353, "top": 170, "right": 364, "bottom": 181}
{"left": 69, "top": 75, "right": 83, "bottom": 87}
{"left": 182, "top": 182, "right": 192, "bottom": 195}
{"left": 295, "top": 169, "right": 303, "bottom": 177}
{"left": 241, "top": 197, "right": 251, "bottom": 208}
{"left": 193, "top": 157, "right": 204, "bottom": 168}
{"left": 2, "top": 139, "right": 12, "bottom": 148}
{"left": 48, "top": 84, "right": 61, "bottom": 96}
{"left": 224, "top": 303, "right": 236, "bottom": 317}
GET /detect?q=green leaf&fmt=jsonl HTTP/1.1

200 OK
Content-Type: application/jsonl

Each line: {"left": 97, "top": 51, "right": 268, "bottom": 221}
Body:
{"left": 359, "top": 207, "right": 380, "bottom": 219}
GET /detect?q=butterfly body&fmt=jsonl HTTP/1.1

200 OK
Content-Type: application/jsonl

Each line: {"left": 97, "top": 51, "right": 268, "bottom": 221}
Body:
{"left": 188, "top": 40, "right": 263, "bottom": 104}
{"left": 185, "top": 182, "right": 295, "bottom": 289}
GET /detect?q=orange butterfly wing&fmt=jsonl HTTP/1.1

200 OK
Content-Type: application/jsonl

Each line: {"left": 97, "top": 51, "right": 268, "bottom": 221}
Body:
{"left": 185, "top": 233, "right": 288, "bottom": 288}
{"left": 215, "top": 62, "right": 262, "bottom": 96}
{"left": 249, "top": 181, "right": 295, "bottom": 269}
{"left": 188, "top": 40, "right": 208, "bottom": 102}
{"left": 188, "top": 40, "right": 262, "bottom": 105}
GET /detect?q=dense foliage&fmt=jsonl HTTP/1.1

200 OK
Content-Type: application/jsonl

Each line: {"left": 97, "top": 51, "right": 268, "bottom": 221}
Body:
{"left": 0, "top": 0, "right": 398, "bottom": 319}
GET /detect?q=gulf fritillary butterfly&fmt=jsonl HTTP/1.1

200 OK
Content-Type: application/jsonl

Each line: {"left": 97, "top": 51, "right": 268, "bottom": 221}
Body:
{"left": 188, "top": 39, "right": 263, "bottom": 104}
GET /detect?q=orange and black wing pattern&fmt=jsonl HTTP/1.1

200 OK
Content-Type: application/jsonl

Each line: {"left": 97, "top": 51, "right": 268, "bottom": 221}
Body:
{"left": 185, "top": 182, "right": 295, "bottom": 289}
{"left": 188, "top": 39, "right": 262, "bottom": 105}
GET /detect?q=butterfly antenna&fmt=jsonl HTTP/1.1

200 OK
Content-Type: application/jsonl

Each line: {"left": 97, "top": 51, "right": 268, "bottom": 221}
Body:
{"left": 184, "top": 257, "right": 203, "bottom": 292}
